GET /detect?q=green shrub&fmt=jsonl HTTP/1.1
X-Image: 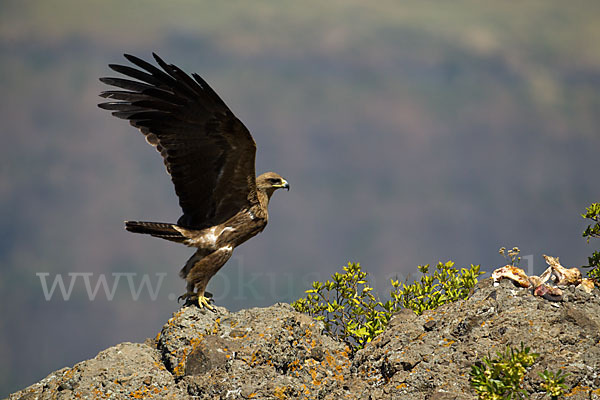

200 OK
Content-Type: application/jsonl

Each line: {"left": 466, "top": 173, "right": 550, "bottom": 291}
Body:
{"left": 470, "top": 343, "right": 569, "bottom": 400}
{"left": 389, "top": 261, "right": 482, "bottom": 316}
{"left": 292, "top": 261, "right": 483, "bottom": 351}
{"left": 291, "top": 262, "right": 391, "bottom": 350}
{"left": 470, "top": 343, "right": 539, "bottom": 400}
{"left": 582, "top": 202, "right": 600, "bottom": 280}
{"left": 539, "top": 370, "right": 568, "bottom": 399}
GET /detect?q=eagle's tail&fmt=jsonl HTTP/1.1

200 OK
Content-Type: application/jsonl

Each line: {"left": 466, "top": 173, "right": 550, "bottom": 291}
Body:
{"left": 125, "top": 221, "right": 187, "bottom": 244}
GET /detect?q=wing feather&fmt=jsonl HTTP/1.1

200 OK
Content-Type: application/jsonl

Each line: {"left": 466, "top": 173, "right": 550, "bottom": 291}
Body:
{"left": 99, "top": 53, "right": 258, "bottom": 228}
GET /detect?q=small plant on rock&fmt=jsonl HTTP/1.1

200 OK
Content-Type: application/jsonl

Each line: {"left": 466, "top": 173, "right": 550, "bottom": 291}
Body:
{"left": 499, "top": 246, "right": 522, "bottom": 266}
{"left": 470, "top": 343, "right": 538, "bottom": 400}
{"left": 581, "top": 202, "right": 600, "bottom": 280}
{"left": 539, "top": 369, "right": 568, "bottom": 399}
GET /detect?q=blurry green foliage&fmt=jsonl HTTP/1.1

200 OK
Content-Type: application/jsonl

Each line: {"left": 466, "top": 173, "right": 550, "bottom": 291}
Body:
{"left": 582, "top": 203, "right": 600, "bottom": 280}
{"left": 292, "top": 261, "right": 483, "bottom": 351}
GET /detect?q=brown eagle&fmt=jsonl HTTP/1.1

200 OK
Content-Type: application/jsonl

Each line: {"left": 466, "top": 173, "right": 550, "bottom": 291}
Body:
{"left": 98, "top": 53, "right": 289, "bottom": 308}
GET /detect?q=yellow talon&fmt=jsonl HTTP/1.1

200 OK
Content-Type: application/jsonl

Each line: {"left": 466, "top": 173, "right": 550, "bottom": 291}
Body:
{"left": 197, "top": 295, "right": 214, "bottom": 310}
{"left": 177, "top": 291, "right": 215, "bottom": 310}
{"left": 177, "top": 292, "right": 195, "bottom": 303}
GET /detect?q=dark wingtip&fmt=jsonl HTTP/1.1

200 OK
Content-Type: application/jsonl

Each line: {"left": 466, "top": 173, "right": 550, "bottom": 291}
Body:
{"left": 152, "top": 52, "right": 168, "bottom": 68}
{"left": 123, "top": 53, "right": 144, "bottom": 65}
{"left": 107, "top": 64, "right": 126, "bottom": 74}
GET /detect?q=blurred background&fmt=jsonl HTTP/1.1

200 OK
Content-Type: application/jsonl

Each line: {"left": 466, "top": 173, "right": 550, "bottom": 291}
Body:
{"left": 1, "top": 0, "right": 599, "bottom": 395}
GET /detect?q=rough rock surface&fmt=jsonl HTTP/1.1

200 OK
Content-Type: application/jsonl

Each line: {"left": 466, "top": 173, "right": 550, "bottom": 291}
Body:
{"left": 352, "top": 279, "right": 600, "bottom": 399}
{"left": 10, "top": 280, "right": 600, "bottom": 399}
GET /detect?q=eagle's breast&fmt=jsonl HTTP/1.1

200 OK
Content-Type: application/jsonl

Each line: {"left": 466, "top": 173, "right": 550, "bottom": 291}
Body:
{"left": 221, "top": 206, "right": 268, "bottom": 247}
{"left": 177, "top": 206, "right": 267, "bottom": 251}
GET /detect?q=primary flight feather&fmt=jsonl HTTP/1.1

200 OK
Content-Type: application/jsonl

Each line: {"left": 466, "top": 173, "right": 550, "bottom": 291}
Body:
{"left": 99, "top": 53, "right": 289, "bottom": 308}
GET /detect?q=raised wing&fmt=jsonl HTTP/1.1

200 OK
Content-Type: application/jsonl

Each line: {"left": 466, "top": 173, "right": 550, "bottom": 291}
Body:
{"left": 99, "top": 53, "right": 258, "bottom": 228}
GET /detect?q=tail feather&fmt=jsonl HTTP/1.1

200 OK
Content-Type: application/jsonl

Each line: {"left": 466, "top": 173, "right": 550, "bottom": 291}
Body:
{"left": 125, "top": 221, "right": 187, "bottom": 244}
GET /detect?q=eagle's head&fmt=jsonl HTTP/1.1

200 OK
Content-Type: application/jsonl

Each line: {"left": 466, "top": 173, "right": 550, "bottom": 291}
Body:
{"left": 257, "top": 172, "right": 289, "bottom": 199}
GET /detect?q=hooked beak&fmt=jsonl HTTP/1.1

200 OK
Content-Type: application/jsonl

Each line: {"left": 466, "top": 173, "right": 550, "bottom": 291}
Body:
{"left": 275, "top": 179, "right": 290, "bottom": 191}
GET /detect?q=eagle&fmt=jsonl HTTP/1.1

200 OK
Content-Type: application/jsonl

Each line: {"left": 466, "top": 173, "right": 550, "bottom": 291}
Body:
{"left": 98, "top": 53, "right": 289, "bottom": 308}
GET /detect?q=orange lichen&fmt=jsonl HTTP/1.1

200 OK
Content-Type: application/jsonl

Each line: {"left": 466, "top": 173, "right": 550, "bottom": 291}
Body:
{"left": 273, "top": 386, "right": 288, "bottom": 399}
{"left": 301, "top": 383, "right": 310, "bottom": 396}
{"left": 211, "top": 318, "right": 221, "bottom": 334}
{"left": 128, "top": 384, "right": 166, "bottom": 399}
{"left": 172, "top": 336, "right": 203, "bottom": 377}
{"left": 152, "top": 361, "right": 166, "bottom": 371}
{"left": 565, "top": 385, "right": 591, "bottom": 397}
{"left": 287, "top": 359, "right": 301, "bottom": 372}
{"left": 62, "top": 368, "right": 75, "bottom": 379}
{"left": 90, "top": 388, "right": 105, "bottom": 399}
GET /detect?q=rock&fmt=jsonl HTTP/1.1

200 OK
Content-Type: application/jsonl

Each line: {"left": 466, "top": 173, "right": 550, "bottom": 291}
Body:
{"left": 159, "top": 302, "right": 354, "bottom": 399}
{"left": 10, "top": 342, "right": 184, "bottom": 399}
{"left": 9, "top": 279, "right": 600, "bottom": 399}
{"left": 351, "top": 279, "right": 600, "bottom": 399}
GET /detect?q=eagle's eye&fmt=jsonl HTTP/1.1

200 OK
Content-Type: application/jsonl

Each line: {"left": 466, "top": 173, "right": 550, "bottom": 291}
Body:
{"left": 268, "top": 178, "right": 280, "bottom": 184}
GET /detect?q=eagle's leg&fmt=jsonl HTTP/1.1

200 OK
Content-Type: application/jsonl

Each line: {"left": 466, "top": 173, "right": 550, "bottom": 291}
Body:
{"left": 177, "top": 249, "right": 211, "bottom": 308}
{"left": 177, "top": 281, "right": 216, "bottom": 310}
{"left": 176, "top": 279, "right": 196, "bottom": 303}
{"left": 183, "top": 245, "right": 233, "bottom": 309}
{"left": 177, "top": 292, "right": 214, "bottom": 310}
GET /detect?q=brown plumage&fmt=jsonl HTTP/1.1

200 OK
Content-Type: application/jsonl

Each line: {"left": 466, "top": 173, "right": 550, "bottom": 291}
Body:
{"left": 98, "top": 53, "right": 289, "bottom": 308}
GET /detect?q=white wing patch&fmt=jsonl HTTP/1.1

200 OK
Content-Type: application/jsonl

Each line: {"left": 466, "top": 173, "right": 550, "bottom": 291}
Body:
{"left": 177, "top": 225, "right": 236, "bottom": 248}
{"left": 205, "top": 227, "right": 219, "bottom": 244}
{"left": 219, "top": 245, "right": 234, "bottom": 253}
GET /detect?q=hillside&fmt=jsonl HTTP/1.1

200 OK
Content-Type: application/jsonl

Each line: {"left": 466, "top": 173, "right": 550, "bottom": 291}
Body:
{"left": 10, "top": 279, "right": 600, "bottom": 399}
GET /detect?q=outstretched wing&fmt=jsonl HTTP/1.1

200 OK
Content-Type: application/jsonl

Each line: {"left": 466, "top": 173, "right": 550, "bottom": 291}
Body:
{"left": 99, "top": 53, "right": 258, "bottom": 228}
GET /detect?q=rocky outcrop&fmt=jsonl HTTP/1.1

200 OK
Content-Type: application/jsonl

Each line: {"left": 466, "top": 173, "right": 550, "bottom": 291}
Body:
{"left": 156, "top": 304, "right": 352, "bottom": 399}
{"left": 352, "top": 279, "right": 600, "bottom": 399}
{"left": 10, "top": 279, "right": 600, "bottom": 399}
